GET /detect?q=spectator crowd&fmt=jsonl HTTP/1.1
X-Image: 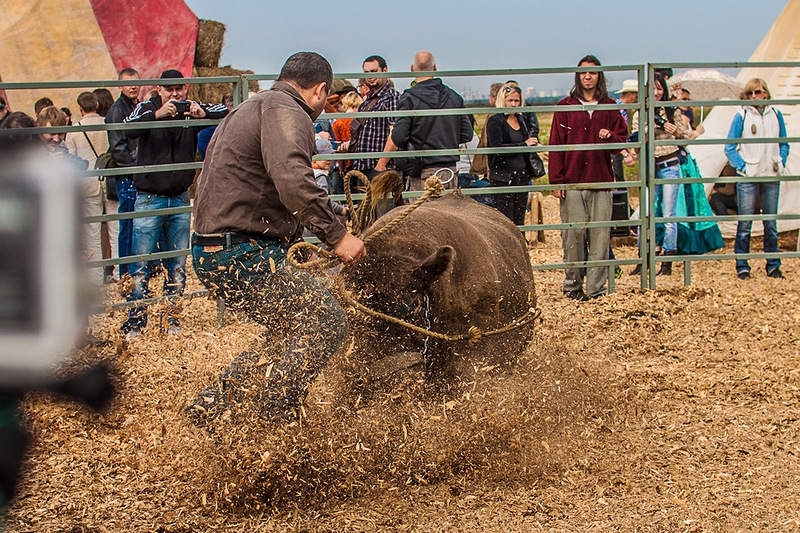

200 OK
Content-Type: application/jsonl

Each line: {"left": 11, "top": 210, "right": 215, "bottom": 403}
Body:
{"left": 0, "top": 51, "right": 791, "bottom": 330}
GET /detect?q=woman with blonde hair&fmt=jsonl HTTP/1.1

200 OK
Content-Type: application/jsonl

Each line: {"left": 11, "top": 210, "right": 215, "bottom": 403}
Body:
{"left": 331, "top": 90, "right": 363, "bottom": 192}
{"left": 484, "top": 82, "right": 537, "bottom": 225}
{"left": 724, "top": 77, "right": 790, "bottom": 280}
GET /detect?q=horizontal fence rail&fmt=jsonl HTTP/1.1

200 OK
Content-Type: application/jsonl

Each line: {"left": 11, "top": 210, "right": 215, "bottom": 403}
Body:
{"left": 2, "top": 60, "right": 798, "bottom": 316}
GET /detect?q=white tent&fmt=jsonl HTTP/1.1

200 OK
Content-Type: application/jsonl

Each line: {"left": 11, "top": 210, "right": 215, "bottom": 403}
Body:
{"left": 691, "top": 0, "right": 800, "bottom": 237}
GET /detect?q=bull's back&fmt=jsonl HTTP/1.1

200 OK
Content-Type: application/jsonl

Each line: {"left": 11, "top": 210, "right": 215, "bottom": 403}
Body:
{"left": 366, "top": 194, "right": 535, "bottom": 325}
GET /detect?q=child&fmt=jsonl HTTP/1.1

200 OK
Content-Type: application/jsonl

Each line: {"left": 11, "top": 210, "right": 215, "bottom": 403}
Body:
{"left": 312, "top": 136, "right": 347, "bottom": 222}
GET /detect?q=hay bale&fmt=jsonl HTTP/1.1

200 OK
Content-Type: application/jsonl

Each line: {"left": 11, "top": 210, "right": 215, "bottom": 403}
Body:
{"left": 189, "top": 66, "right": 260, "bottom": 105}
{"left": 195, "top": 19, "right": 226, "bottom": 69}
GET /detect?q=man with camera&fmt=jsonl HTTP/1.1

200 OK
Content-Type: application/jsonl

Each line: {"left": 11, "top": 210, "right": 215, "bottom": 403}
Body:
{"left": 120, "top": 69, "right": 229, "bottom": 339}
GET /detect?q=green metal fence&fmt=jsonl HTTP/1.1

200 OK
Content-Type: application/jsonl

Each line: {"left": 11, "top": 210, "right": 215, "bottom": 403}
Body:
{"left": 2, "top": 61, "right": 798, "bottom": 315}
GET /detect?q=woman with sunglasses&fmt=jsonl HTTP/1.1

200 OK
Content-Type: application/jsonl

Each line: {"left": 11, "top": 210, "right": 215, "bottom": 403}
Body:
{"left": 724, "top": 78, "right": 790, "bottom": 280}
{"left": 484, "top": 83, "right": 538, "bottom": 225}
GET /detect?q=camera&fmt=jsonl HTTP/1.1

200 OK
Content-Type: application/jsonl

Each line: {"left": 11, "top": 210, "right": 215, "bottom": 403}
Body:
{"left": 173, "top": 100, "right": 190, "bottom": 115}
{"left": 654, "top": 114, "right": 668, "bottom": 128}
{"left": 0, "top": 152, "right": 89, "bottom": 387}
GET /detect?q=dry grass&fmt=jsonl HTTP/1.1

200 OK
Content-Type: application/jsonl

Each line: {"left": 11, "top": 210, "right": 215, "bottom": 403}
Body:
{"left": 4, "top": 196, "right": 800, "bottom": 532}
{"left": 194, "top": 19, "right": 226, "bottom": 69}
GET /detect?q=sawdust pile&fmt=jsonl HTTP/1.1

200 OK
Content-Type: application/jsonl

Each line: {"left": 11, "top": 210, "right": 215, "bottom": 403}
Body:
{"left": 4, "top": 195, "right": 800, "bottom": 531}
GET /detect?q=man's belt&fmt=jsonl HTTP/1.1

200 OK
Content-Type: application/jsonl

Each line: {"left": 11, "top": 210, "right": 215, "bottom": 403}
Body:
{"left": 192, "top": 232, "right": 275, "bottom": 247}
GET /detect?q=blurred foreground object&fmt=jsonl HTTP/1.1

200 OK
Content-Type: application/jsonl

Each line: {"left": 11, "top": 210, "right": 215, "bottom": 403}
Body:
{"left": 0, "top": 141, "right": 114, "bottom": 512}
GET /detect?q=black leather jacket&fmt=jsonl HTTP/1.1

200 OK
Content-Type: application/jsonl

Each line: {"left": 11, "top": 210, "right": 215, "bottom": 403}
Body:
{"left": 106, "top": 93, "right": 139, "bottom": 169}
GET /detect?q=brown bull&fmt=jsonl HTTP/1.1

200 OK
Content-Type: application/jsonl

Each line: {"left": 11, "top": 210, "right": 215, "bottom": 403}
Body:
{"left": 339, "top": 190, "right": 537, "bottom": 386}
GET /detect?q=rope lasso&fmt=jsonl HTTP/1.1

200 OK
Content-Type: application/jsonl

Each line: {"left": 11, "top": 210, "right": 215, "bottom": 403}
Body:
{"left": 336, "top": 278, "right": 540, "bottom": 345}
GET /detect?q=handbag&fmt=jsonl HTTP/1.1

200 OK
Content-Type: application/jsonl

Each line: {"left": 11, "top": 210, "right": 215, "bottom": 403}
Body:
{"left": 529, "top": 152, "right": 546, "bottom": 178}
{"left": 82, "top": 131, "right": 118, "bottom": 201}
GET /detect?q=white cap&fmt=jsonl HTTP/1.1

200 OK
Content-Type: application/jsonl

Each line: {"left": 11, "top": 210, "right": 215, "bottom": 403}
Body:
{"left": 615, "top": 79, "right": 639, "bottom": 94}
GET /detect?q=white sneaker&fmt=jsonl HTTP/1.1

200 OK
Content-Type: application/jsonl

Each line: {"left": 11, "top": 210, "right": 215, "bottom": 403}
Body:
{"left": 124, "top": 329, "right": 141, "bottom": 341}
{"left": 167, "top": 325, "right": 181, "bottom": 336}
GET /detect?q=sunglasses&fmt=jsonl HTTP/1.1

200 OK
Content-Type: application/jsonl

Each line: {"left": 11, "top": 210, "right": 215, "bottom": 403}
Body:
{"left": 747, "top": 89, "right": 765, "bottom": 97}
{"left": 503, "top": 86, "right": 522, "bottom": 94}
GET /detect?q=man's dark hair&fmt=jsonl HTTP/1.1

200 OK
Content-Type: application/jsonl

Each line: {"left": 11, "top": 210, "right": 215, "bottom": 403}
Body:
{"left": 118, "top": 67, "right": 140, "bottom": 79}
{"left": 570, "top": 54, "right": 609, "bottom": 102}
{"left": 93, "top": 88, "right": 114, "bottom": 117}
{"left": 34, "top": 97, "right": 54, "bottom": 116}
{"left": 278, "top": 52, "right": 333, "bottom": 90}
{"left": 363, "top": 55, "right": 388, "bottom": 70}
{"left": 0, "top": 111, "right": 37, "bottom": 149}
{"left": 77, "top": 92, "right": 99, "bottom": 113}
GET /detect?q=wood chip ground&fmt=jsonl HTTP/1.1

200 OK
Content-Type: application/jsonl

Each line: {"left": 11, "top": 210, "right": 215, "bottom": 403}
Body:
{"left": 4, "top": 195, "right": 799, "bottom": 532}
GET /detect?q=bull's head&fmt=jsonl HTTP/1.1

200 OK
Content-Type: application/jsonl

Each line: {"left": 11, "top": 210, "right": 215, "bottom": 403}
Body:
{"left": 342, "top": 245, "right": 455, "bottom": 325}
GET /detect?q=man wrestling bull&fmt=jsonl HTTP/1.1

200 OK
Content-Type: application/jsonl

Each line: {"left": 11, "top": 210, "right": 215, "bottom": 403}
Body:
{"left": 188, "top": 51, "right": 366, "bottom": 424}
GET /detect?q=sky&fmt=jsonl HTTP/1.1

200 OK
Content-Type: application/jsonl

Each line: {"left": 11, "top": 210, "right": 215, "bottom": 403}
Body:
{"left": 184, "top": 0, "right": 790, "bottom": 98}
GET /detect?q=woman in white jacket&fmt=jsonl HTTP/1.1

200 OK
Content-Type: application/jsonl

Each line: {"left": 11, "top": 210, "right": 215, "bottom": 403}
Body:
{"left": 724, "top": 78, "right": 790, "bottom": 280}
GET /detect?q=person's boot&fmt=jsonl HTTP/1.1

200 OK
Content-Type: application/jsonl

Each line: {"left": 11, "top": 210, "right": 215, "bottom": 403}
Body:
{"left": 656, "top": 252, "right": 675, "bottom": 276}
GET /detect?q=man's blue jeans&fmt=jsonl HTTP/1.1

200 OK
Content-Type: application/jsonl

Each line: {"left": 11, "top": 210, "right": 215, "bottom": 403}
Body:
{"left": 189, "top": 237, "right": 347, "bottom": 422}
{"left": 655, "top": 161, "right": 682, "bottom": 253}
{"left": 116, "top": 177, "right": 137, "bottom": 276}
{"left": 123, "top": 191, "right": 191, "bottom": 332}
{"left": 735, "top": 181, "right": 780, "bottom": 274}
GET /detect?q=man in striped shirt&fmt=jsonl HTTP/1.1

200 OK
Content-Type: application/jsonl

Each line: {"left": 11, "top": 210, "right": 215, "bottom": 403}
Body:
{"left": 349, "top": 55, "right": 399, "bottom": 179}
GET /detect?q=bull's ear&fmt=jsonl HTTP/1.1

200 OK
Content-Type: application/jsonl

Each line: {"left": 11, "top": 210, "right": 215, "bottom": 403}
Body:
{"left": 409, "top": 246, "right": 454, "bottom": 292}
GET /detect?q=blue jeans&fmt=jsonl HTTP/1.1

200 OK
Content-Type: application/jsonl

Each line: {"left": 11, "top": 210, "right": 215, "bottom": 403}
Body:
{"left": 655, "top": 161, "right": 681, "bottom": 253}
{"left": 190, "top": 238, "right": 347, "bottom": 421}
{"left": 735, "top": 181, "right": 780, "bottom": 274}
{"left": 116, "top": 177, "right": 137, "bottom": 276}
{"left": 122, "top": 192, "right": 191, "bottom": 331}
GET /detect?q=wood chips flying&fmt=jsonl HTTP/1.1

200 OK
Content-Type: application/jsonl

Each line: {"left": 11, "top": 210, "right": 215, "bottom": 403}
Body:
{"left": 4, "top": 195, "right": 799, "bottom": 532}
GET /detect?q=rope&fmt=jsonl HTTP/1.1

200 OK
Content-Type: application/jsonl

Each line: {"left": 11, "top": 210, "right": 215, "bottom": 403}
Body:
{"left": 363, "top": 175, "right": 445, "bottom": 245}
{"left": 288, "top": 174, "right": 445, "bottom": 269}
{"left": 286, "top": 174, "right": 538, "bottom": 344}
{"left": 286, "top": 240, "right": 340, "bottom": 270}
{"left": 336, "top": 278, "right": 540, "bottom": 345}
{"left": 342, "top": 169, "right": 372, "bottom": 235}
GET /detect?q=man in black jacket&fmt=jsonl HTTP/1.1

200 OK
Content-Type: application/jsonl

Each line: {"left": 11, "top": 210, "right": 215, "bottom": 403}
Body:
{"left": 120, "top": 69, "right": 229, "bottom": 339}
{"left": 106, "top": 68, "right": 140, "bottom": 277}
{"left": 375, "top": 50, "right": 474, "bottom": 191}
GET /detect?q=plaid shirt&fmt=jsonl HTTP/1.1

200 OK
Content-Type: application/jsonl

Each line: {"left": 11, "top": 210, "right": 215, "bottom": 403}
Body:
{"left": 352, "top": 81, "right": 399, "bottom": 171}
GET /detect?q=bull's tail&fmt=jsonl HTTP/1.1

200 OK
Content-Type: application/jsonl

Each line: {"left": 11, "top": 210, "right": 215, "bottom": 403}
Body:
{"left": 351, "top": 170, "right": 405, "bottom": 234}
